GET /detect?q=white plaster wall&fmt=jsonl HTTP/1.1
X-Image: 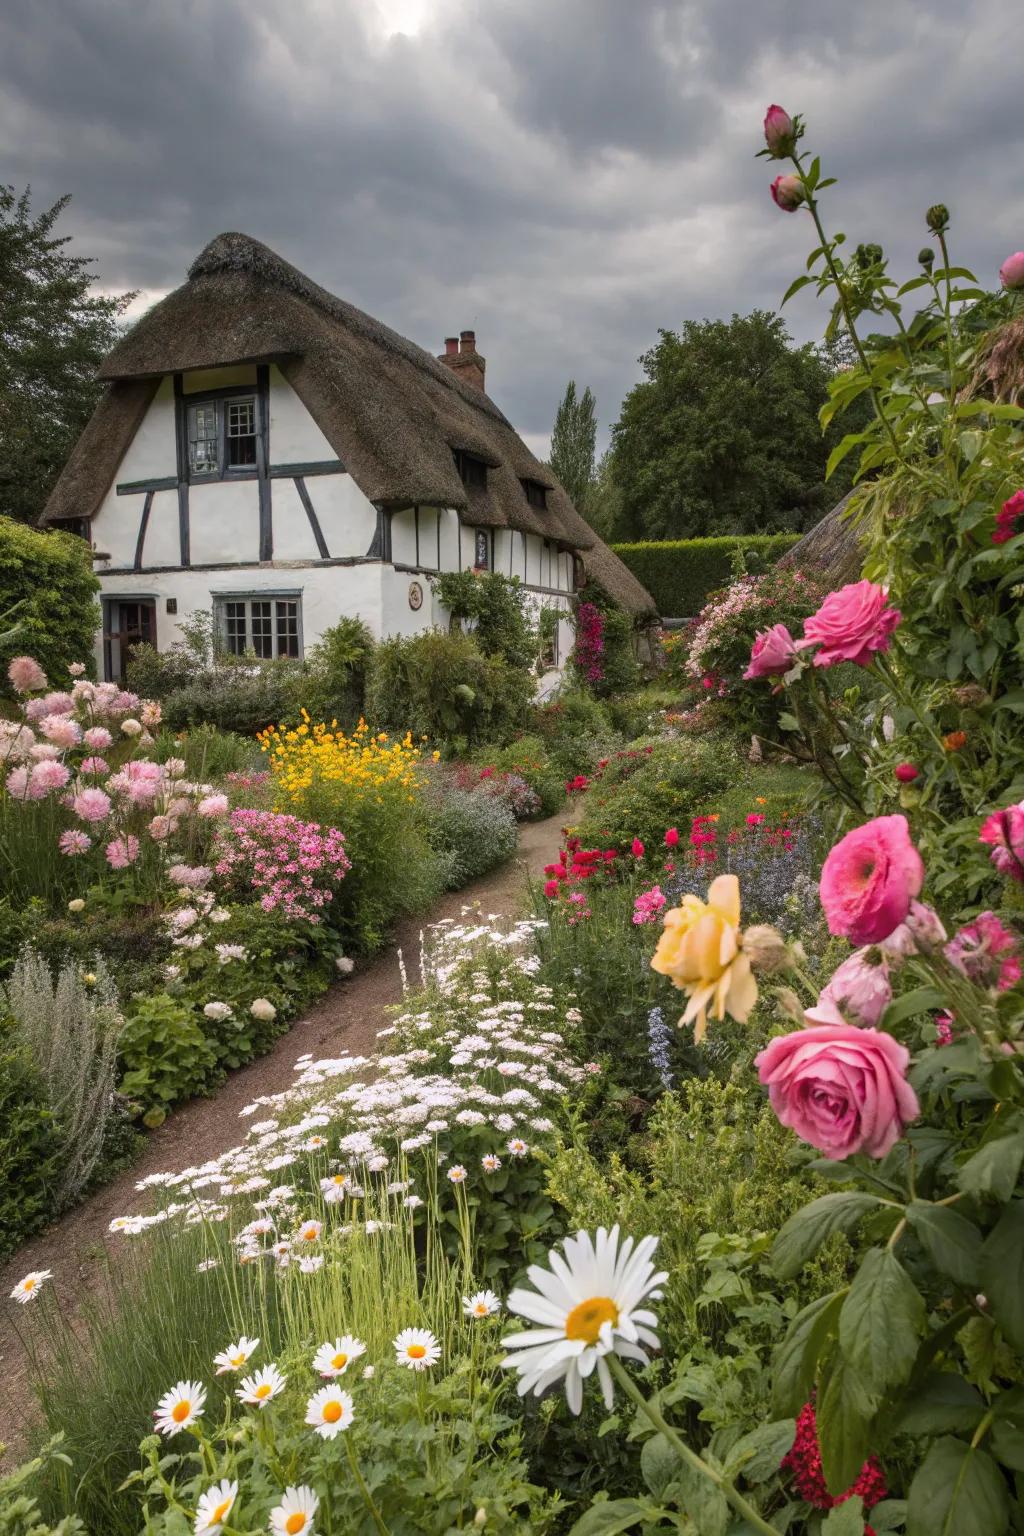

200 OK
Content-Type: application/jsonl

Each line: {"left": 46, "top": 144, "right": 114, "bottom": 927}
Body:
{"left": 189, "top": 481, "right": 261, "bottom": 565}
{"left": 526, "top": 533, "right": 542, "bottom": 588}
{"left": 379, "top": 565, "right": 442, "bottom": 638}
{"left": 268, "top": 366, "right": 338, "bottom": 463}
{"left": 142, "top": 489, "right": 180, "bottom": 567}
{"left": 305, "top": 474, "right": 377, "bottom": 559}
{"left": 90, "top": 377, "right": 177, "bottom": 566}
{"left": 390, "top": 508, "right": 417, "bottom": 566}
{"left": 272, "top": 479, "right": 325, "bottom": 562}
{"left": 439, "top": 507, "right": 461, "bottom": 571}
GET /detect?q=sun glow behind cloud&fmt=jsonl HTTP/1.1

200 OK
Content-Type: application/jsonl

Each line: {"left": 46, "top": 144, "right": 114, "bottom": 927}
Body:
{"left": 369, "top": 0, "right": 437, "bottom": 39}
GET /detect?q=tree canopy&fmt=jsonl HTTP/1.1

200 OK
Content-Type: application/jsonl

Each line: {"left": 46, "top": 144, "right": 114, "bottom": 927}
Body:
{"left": 0, "top": 185, "right": 134, "bottom": 526}
{"left": 604, "top": 310, "right": 864, "bottom": 542}
{"left": 548, "top": 380, "right": 597, "bottom": 512}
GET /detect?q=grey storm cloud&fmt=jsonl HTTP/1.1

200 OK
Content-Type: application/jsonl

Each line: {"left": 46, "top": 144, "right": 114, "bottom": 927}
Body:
{"left": 2, "top": 0, "right": 1022, "bottom": 456}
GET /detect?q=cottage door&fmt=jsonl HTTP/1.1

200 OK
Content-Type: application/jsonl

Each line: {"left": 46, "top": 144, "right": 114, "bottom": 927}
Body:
{"left": 105, "top": 599, "right": 156, "bottom": 683}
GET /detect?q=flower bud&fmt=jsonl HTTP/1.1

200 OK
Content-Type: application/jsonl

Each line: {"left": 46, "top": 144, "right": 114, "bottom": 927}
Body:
{"left": 952, "top": 683, "right": 988, "bottom": 708}
{"left": 894, "top": 762, "right": 919, "bottom": 783}
{"left": 905, "top": 900, "right": 947, "bottom": 949}
{"left": 775, "top": 986, "right": 804, "bottom": 1023}
{"left": 999, "top": 252, "right": 1024, "bottom": 291}
{"left": 918, "top": 247, "right": 935, "bottom": 267}
{"left": 763, "top": 104, "right": 796, "bottom": 158}
{"left": 770, "top": 174, "right": 805, "bottom": 213}
{"left": 743, "top": 925, "right": 790, "bottom": 974}
{"left": 474, "top": 1512, "right": 488, "bottom": 1529}
{"left": 926, "top": 204, "right": 950, "bottom": 234}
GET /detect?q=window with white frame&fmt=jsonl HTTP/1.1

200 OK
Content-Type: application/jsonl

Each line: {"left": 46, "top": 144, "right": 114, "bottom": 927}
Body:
{"left": 214, "top": 595, "right": 302, "bottom": 659}
{"left": 187, "top": 394, "right": 258, "bottom": 477}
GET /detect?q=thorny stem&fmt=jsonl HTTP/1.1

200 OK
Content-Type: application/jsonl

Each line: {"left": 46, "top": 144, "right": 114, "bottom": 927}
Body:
{"left": 606, "top": 1355, "right": 778, "bottom": 1536}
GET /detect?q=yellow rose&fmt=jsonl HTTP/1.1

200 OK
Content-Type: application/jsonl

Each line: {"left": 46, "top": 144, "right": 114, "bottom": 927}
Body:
{"left": 650, "top": 874, "right": 757, "bottom": 1042}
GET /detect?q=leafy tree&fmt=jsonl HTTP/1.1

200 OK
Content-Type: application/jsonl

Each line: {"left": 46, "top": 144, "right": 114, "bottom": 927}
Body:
{"left": 0, "top": 185, "right": 134, "bottom": 525}
{"left": 548, "top": 380, "right": 597, "bottom": 511}
{"left": 608, "top": 310, "right": 864, "bottom": 540}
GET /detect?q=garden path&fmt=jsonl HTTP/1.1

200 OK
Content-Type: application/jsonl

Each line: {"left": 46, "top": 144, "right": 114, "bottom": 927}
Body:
{"left": 0, "top": 812, "right": 564, "bottom": 1466}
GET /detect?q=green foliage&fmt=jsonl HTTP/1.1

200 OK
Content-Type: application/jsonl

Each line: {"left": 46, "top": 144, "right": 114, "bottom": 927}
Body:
{"left": 530, "top": 691, "right": 624, "bottom": 782}
{"left": 610, "top": 534, "right": 800, "bottom": 618}
{"left": 150, "top": 721, "right": 262, "bottom": 779}
{"left": 0, "top": 517, "right": 99, "bottom": 686}
{"left": 366, "top": 627, "right": 534, "bottom": 752}
{"left": 607, "top": 311, "right": 869, "bottom": 541}
{"left": 573, "top": 736, "right": 742, "bottom": 852}
{"left": 118, "top": 992, "right": 219, "bottom": 1120}
{"left": 0, "top": 184, "right": 133, "bottom": 528}
{"left": 427, "top": 785, "right": 519, "bottom": 889}
{"left": 301, "top": 615, "right": 374, "bottom": 729}
{"left": 0, "top": 1019, "right": 62, "bottom": 1259}
{"left": 431, "top": 570, "right": 537, "bottom": 670}
{"left": 0, "top": 1442, "right": 85, "bottom": 1536}
{"left": 473, "top": 735, "right": 565, "bottom": 816}
{"left": 549, "top": 379, "right": 598, "bottom": 512}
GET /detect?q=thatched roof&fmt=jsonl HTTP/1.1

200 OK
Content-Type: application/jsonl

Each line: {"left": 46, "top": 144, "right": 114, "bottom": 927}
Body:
{"left": 776, "top": 490, "right": 866, "bottom": 587}
{"left": 41, "top": 231, "right": 600, "bottom": 556}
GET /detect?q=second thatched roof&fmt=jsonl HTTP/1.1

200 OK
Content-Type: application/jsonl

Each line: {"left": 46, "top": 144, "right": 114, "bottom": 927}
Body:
{"left": 776, "top": 490, "right": 866, "bottom": 586}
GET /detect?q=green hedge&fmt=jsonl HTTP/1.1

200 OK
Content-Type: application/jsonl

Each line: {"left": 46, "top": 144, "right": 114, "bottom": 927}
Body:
{"left": 0, "top": 516, "right": 101, "bottom": 687}
{"left": 610, "top": 534, "right": 800, "bottom": 618}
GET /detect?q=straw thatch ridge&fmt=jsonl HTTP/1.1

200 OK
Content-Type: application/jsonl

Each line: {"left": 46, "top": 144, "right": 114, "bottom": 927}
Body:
{"left": 775, "top": 490, "right": 866, "bottom": 586}
{"left": 41, "top": 231, "right": 600, "bottom": 554}
{"left": 42, "top": 378, "right": 160, "bottom": 529}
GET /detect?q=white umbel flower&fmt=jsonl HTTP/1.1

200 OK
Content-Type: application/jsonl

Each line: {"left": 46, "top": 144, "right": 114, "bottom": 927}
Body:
{"left": 236, "top": 1362, "right": 287, "bottom": 1407}
{"left": 269, "top": 1484, "right": 319, "bottom": 1535}
{"left": 194, "top": 1477, "right": 238, "bottom": 1532}
{"left": 312, "top": 1334, "right": 366, "bottom": 1377}
{"left": 463, "top": 1289, "right": 502, "bottom": 1319}
{"left": 213, "top": 1335, "right": 259, "bottom": 1374}
{"left": 9, "top": 1269, "right": 52, "bottom": 1304}
{"left": 393, "top": 1326, "right": 441, "bottom": 1371}
{"left": 501, "top": 1225, "right": 666, "bottom": 1415}
{"left": 154, "top": 1379, "right": 207, "bottom": 1436}
{"left": 305, "top": 1384, "right": 355, "bottom": 1439}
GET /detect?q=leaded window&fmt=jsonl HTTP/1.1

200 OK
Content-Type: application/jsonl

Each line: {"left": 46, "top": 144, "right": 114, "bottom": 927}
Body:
{"left": 215, "top": 596, "right": 302, "bottom": 659}
{"left": 186, "top": 394, "right": 258, "bottom": 477}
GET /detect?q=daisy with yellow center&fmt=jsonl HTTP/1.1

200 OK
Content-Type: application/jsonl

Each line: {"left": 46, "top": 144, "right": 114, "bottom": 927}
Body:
{"left": 236, "top": 1362, "right": 287, "bottom": 1408}
{"left": 213, "top": 1335, "right": 260, "bottom": 1374}
{"left": 154, "top": 1379, "right": 207, "bottom": 1437}
{"left": 650, "top": 873, "right": 758, "bottom": 1042}
{"left": 9, "top": 1269, "right": 52, "bottom": 1304}
{"left": 269, "top": 1484, "right": 319, "bottom": 1536}
{"left": 481, "top": 1154, "right": 502, "bottom": 1173}
{"left": 463, "top": 1289, "right": 502, "bottom": 1319}
{"left": 501, "top": 1225, "right": 666, "bottom": 1415}
{"left": 193, "top": 1477, "right": 238, "bottom": 1533}
{"left": 297, "top": 1219, "right": 322, "bottom": 1242}
{"left": 447, "top": 1165, "right": 468, "bottom": 1184}
{"left": 305, "top": 1384, "right": 355, "bottom": 1439}
{"left": 312, "top": 1334, "right": 366, "bottom": 1378}
{"left": 506, "top": 1138, "right": 528, "bottom": 1157}
{"left": 393, "top": 1327, "right": 441, "bottom": 1371}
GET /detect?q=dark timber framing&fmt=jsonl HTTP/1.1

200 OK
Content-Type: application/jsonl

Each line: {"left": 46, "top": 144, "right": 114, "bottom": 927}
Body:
{"left": 133, "top": 491, "right": 154, "bottom": 572}
{"left": 256, "top": 365, "right": 273, "bottom": 561}
{"left": 172, "top": 373, "right": 190, "bottom": 566}
{"left": 293, "top": 477, "right": 330, "bottom": 559}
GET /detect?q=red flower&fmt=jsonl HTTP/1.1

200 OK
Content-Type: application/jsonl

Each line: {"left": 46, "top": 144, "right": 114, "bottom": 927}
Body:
{"left": 894, "top": 762, "right": 919, "bottom": 782}
{"left": 664, "top": 827, "right": 679, "bottom": 848}
{"left": 781, "top": 1403, "right": 887, "bottom": 1514}
{"left": 631, "top": 838, "right": 645, "bottom": 858}
{"left": 543, "top": 879, "right": 560, "bottom": 899}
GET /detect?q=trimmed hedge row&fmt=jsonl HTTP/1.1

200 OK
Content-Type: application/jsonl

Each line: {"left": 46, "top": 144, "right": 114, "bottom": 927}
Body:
{"left": 610, "top": 534, "right": 800, "bottom": 618}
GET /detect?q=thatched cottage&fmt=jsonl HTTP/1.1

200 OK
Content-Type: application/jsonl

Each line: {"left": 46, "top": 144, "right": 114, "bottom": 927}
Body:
{"left": 42, "top": 232, "right": 654, "bottom": 682}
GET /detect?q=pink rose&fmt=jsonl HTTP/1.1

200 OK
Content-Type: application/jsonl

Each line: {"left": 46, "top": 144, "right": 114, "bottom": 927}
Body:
{"left": 756, "top": 1020, "right": 919, "bottom": 1159}
{"left": 7, "top": 656, "right": 47, "bottom": 694}
{"left": 979, "top": 802, "right": 1024, "bottom": 882}
{"left": 744, "top": 623, "right": 798, "bottom": 680}
{"left": 999, "top": 251, "right": 1024, "bottom": 291}
{"left": 770, "top": 174, "right": 805, "bottom": 212}
{"left": 763, "top": 104, "right": 796, "bottom": 158}
{"left": 817, "top": 949, "right": 892, "bottom": 1028}
{"left": 800, "top": 580, "right": 901, "bottom": 668}
{"left": 819, "top": 814, "right": 924, "bottom": 944}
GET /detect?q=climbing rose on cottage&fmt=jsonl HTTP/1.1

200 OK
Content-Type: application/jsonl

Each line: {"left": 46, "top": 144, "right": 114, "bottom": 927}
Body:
{"left": 819, "top": 814, "right": 924, "bottom": 944}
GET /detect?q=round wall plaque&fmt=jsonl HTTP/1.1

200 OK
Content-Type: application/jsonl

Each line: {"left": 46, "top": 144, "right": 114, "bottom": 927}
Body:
{"left": 408, "top": 580, "right": 424, "bottom": 611}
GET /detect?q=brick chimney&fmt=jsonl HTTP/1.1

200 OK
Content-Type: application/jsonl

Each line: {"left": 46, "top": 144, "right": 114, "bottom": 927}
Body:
{"left": 437, "top": 329, "right": 486, "bottom": 392}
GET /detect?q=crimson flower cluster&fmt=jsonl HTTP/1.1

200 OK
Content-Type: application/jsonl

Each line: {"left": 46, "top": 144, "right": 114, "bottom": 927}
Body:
{"left": 781, "top": 1402, "right": 888, "bottom": 1526}
{"left": 573, "top": 602, "right": 605, "bottom": 685}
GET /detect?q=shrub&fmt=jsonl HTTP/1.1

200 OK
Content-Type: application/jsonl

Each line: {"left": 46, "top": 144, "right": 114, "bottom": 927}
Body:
{"left": 301, "top": 615, "right": 374, "bottom": 729}
{"left": 366, "top": 628, "right": 534, "bottom": 751}
{"left": 0, "top": 1020, "right": 62, "bottom": 1259}
{"left": 530, "top": 691, "right": 623, "bottom": 782}
{"left": 478, "top": 736, "right": 564, "bottom": 815}
{"left": 611, "top": 533, "right": 801, "bottom": 617}
{"left": 431, "top": 569, "right": 537, "bottom": 669}
{"left": 118, "top": 992, "right": 219, "bottom": 1118}
{"left": 1, "top": 948, "right": 122, "bottom": 1209}
{"left": 427, "top": 785, "right": 518, "bottom": 889}
{"left": 150, "top": 722, "right": 262, "bottom": 779}
{"left": 0, "top": 517, "right": 100, "bottom": 689}
{"left": 213, "top": 807, "right": 351, "bottom": 923}
{"left": 573, "top": 736, "right": 742, "bottom": 852}
{"left": 160, "top": 659, "right": 306, "bottom": 735}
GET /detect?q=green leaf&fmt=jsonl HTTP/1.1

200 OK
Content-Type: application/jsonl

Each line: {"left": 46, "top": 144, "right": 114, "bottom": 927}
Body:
{"left": 838, "top": 1248, "right": 926, "bottom": 1398}
{"left": 668, "top": 1456, "right": 730, "bottom": 1536}
{"left": 822, "top": 1499, "right": 865, "bottom": 1535}
{"left": 723, "top": 1420, "right": 796, "bottom": 1484}
{"left": 641, "top": 1433, "right": 680, "bottom": 1501}
{"left": 817, "top": 1354, "right": 875, "bottom": 1494}
{"left": 883, "top": 986, "right": 945, "bottom": 1027}
{"left": 980, "top": 1200, "right": 1024, "bottom": 1349}
{"left": 906, "top": 1437, "right": 1010, "bottom": 1536}
{"left": 772, "top": 1194, "right": 884, "bottom": 1281}
{"left": 905, "top": 1202, "right": 982, "bottom": 1287}
{"left": 772, "top": 1291, "right": 846, "bottom": 1415}
{"left": 895, "top": 1371, "right": 985, "bottom": 1435}
{"left": 956, "top": 1131, "right": 1024, "bottom": 1202}
{"left": 826, "top": 431, "right": 869, "bottom": 481}
{"left": 568, "top": 1498, "right": 650, "bottom": 1535}
{"left": 989, "top": 1388, "right": 1024, "bottom": 1472}
{"left": 781, "top": 274, "right": 814, "bottom": 306}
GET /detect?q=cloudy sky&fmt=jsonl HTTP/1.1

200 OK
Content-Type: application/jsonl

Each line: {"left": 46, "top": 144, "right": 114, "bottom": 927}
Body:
{"left": 2, "top": 0, "right": 1021, "bottom": 456}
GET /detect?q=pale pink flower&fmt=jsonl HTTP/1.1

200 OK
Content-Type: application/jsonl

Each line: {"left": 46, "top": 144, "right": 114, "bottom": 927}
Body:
{"left": 29, "top": 743, "right": 61, "bottom": 761}
{"left": 999, "top": 251, "right": 1024, "bottom": 291}
{"left": 946, "top": 912, "right": 1021, "bottom": 992}
{"left": 905, "top": 900, "right": 947, "bottom": 948}
{"left": 7, "top": 656, "right": 47, "bottom": 693}
{"left": 817, "top": 948, "right": 892, "bottom": 1028}
{"left": 120, "top": 718, "right": 143, "bottom": 738}
{"left": 59, "top": 828, "right": 92, "bottom": 856}
{"left": 80, "top": 756, "right": 109, "bottom": 775}
{"left": 198, "top": 793, "right": 230, "bottom": 819}
{"left": 0, "top": 722, "right": 36, "bottom": 761}
{"left": 71, "top": 680, "right": 96, "bottom": 702}
{"left": 800, "top": 580, "right": 901, "bottom": 668}
{"left": 73, "top": 787, "right": 112, "bottom": 823}
{"left": 83, "top": 726, "right": 113, "bottom": 751}
{"left": 29, "top": 759, "right": 71, "bottom": 796}
{"left": 168, "top": 863, "right": 213, "bottom": 888}
{"left": 819, "top": 815, "right": 924, "bottom": 944}
{"left": 106, "top": 835, "right": 141, "bottom": 870}
{"left": 141, "top": 700, "right": 162, "bottom": 728}
{"left": 40, "top": 714, "right": 82, "bottom": 748}
{"left": 744, "top": 623, "right": 798, "bottom": 680}
{"left": 148, "top": 814, "right": 174, "bottom": 840}
{"left": 68, "top": 662, "right": 86, "bottom": 677}
{"left": 5, "top": 765, "right": 30, "bottom": 799}
{"left": 770, "top": 174, "right": 804, "bottom": 211}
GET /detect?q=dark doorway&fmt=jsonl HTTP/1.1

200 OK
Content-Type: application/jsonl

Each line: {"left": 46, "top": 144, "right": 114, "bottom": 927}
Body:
{"left": 103, "top": 599, "right": 157, "bottom": 683}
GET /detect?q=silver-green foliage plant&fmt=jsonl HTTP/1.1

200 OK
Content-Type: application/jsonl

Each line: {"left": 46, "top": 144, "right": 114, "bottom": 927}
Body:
{"left": 2, "top": 947, "right": 122, "bottom": 1208}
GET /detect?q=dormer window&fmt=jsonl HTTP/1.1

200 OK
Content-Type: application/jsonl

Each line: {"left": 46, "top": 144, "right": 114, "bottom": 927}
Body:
{"left": 521, "top": 478, "right": 547, "bottom": 510}
{"left": 453, "top": 449, "right": 488, "bottom": 490}
{"left": 187, "top": 394, "right": 258, "bottom": 478}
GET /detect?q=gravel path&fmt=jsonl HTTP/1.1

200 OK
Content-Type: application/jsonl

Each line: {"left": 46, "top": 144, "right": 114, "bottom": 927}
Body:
{"left": 0, "top": 814, "right": 562, "bottom": 1466}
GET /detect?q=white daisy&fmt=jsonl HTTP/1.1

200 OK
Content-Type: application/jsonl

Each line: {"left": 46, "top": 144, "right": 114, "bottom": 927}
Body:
{"left": 194, "top": 1477, "right": 238, "bottom": 1532}
{"left": 305, "top": 1384, "right": 355, "bottom": 1439}
{"left": 269, "top": 1484, "right": 319, "bottom": 1536}
{"left": 481, "top": 1154, "right": 502, "bottom": 1173}
{"left": 236, "top": 1362, "right": 287, "bottom": 1408}
{"left": 9, "top": 1269, "right": 52, "bottom": 1304}
{"left": 154, "top": 1379, "right": 207, "bottom": 1436}
{"left": 506, "top": 1138, "right": 528, "bottom": 1157}
{"left": 298, "top": 1255, "right": 324, "bottom": 1274}
{"left": 463, "top": 1289, "right": 502, "bottom": 1319}
{"left": 501, "top": 1225, "right": 666, "bottom": 1415}
{"left": 393, "top": 1327, "right": 441, "bottom": 1371}
{"left": 297, "top": 1219, "right": 322, "bottom": 1243}
{"left": 447, "top": 1165, "right": 468, "bottom": 1184}
{"left": 312, "top": 1335, "right": 366, "bottom": 1377}
{"left": 213, "top": 1335, "right": 259, "bottom": 1374}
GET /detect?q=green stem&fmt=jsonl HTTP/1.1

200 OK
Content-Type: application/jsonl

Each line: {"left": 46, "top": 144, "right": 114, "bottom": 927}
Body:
{"left": 345, "top": 1433, "right": 391, "bottom": 1536}
{"left": 606, "top": 1355, "right": 777, "bottom": 1536}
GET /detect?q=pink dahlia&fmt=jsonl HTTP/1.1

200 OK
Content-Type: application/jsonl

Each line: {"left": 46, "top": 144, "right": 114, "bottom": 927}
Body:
{"left": 59, "top": 829, "right": 92, "bottom": 856}
{"left": 800, "top": 580, "right": 901, "bottom": 668}
{"left": 979, "top": 802, "right": 1024, "bottom": 882}
{"left": 73, "top": 787, "right": 112, "bottom": 823}
{"left": 105, "top": 834, "right": 141, "bottom": 870}
{"left": 29, "top": 759, "right": 71, "bottom": 796}
{"left": 7, "top": 656, "right": 47, "bottom": 694}
{"left": 40, "top": 714, "right": 82, "bottom": 749}
{"left": 819, "top": 815, "right": 925, "bottom": 944}
{"left": 83, "top": 726, "right": 114, "bottom": 751}
{"left": 198, "top": 793, "right": 230, "bottom": 819}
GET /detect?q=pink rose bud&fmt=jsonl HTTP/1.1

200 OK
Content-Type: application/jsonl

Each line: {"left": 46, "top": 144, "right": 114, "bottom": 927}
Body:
{"left": 763, "top": 104, "right": 796, "bottom": 158}
{"left": 905, "top": 900, "right": 947, "bottom": 948}
{"left": 816, "top": 948, "right": 893, "bottom": 1029}
{"left": 631, "top": 837, "right": 645, "bottom": 858}
{"left": 744, "top": 623, "right": 798, "bottom": 680}
{"left": 770, "top": 174, "right": 805, "bottom": 213}
{"left": 999, "top": 251, "right": 1024, "bottom": 290}
{"left": 979, "top": 801, "right": 1024, "bottom": 882}
{"left": 894, "top": 762, "right": 919, "bottom": 783}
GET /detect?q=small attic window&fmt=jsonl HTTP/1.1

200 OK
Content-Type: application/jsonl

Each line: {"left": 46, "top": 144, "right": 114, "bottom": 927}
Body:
{"left": 521, "top": 478, "right": 547, "bottom": 510}
{"left": 453, "top": 449, "right": 488, "bottom": 490}
{"left": 187, "top": 394, "right": 258, "bottom": 477}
